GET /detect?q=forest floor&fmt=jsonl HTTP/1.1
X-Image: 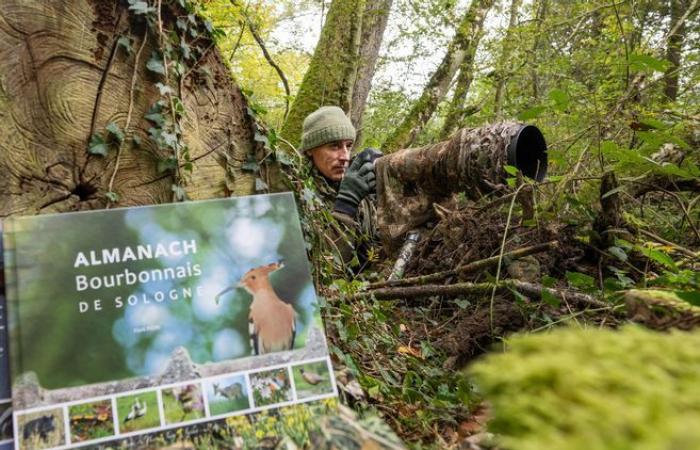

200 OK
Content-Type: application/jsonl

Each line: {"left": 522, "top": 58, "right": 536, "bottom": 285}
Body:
{"left": 322, "top": 175, "right": 700, "bottom": 449}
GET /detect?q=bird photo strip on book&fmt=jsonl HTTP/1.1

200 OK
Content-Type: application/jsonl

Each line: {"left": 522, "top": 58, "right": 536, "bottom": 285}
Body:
{"left": 2, "top": 193, "right": 339, "bottom": 450}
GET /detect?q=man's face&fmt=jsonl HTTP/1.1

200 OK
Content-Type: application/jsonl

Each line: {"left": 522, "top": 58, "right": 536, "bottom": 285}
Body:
{"left": 309, "top": 139, "right": 353, "bottom": 182}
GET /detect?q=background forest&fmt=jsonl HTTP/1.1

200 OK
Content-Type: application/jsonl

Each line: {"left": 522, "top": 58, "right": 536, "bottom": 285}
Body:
{"left": 198, "top": 0, "right": 700, "bottom": 448}
{"left": 0, "top": 0, "right": 698, "bottom": 448}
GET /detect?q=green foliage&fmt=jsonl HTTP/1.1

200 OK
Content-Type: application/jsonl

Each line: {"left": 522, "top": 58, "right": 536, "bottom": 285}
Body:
{"left": 469, "top": 325, "right": 700, "bottom": 450}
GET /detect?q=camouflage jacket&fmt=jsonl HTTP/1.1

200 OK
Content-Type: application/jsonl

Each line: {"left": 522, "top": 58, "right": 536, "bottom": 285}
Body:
{"left": 311, "top": 167, "right": 378, "bottom": 273}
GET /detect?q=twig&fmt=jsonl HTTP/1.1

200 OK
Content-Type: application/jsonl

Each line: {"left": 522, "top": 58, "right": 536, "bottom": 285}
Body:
{"left": 354, "top": 279, "right": 606, "bottom": 308}
{"left": 107, "top": 31, "right": 149, "bottom": 207}
{"left": 638, "top": 228, "right": 698, "bottom": 259}
{"left": 87, "top": 15, "right": 124, "bottom": 153}
{"left": 368, "top": 241, "right": 559, "bottom": 289}
{"left": 490, "top": 184, "right": 526, "bottom": 330}
{"left": 664, "top": 0, "right": 700, "bottom": 42}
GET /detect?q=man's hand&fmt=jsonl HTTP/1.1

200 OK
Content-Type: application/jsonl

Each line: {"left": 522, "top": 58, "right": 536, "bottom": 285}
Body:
{"left": 334, "top": 148, "right": 383, "bottom": 217}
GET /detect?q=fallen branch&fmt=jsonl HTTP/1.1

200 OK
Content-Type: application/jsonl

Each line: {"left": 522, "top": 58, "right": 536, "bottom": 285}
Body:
{"left": 368, "top": 241, "right": 558, "bottom": 289}
{"left": 356, "top": 279, "right": 607, "bottom": 308}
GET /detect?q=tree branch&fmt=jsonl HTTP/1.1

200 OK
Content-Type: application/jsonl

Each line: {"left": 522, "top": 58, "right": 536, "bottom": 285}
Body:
{"left": 355, "top": 279, "right": 606, "bottom": 308}
{"left": 368, "top": 241, "right": 558, "bottom": 289}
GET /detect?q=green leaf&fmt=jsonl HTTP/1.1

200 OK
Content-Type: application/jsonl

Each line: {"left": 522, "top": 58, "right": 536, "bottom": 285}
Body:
{"left": 157, "top": 157, "right": 177, "bottom": 173}
{"left": 155, "top": 82, "right": 174, "bottom": 96}
{"left": 128, "top": 0, "right": 154, "bottom": 15}
{"left": 146, "top": 53, "right": 165, "bottom": 75}
{"left": 504, "top": 165, "right": 519, "bottom": 176}
{"left": 638, "top": 246, "right": 676, "bottom": 269}
{"left": 566, "top": 271, "right": 596, "bottom": 290}
{"left": 105, "top": 122, "right": 124, "bottom": 143}
{"left": 454, "top": 299, "right": 471, "bottom": 309}
{"left": 608, "top": 246, "right": 628, "bottom": 262}
{"left": 117, "top": 36, "right": 133, "bottom": 55}
{"left": 105, "top": 191, "right": 119, "bottom": 202}
{"left": 132, "top": 135, "right": 141, "bottom": 146}
{"left": 171, "top": 184, "right": 187, "bottom": 201}
{"left": 601, "top": 186, "right": 625, "bottom": 199}
{"left": 629, "top": 53, "right": 669, "bottom": 72}
{"left": 88, "top": 134, "right": 108, "bottom": 156}
{"left": 517, "top": 106, "right": 546, "bottom": 121}
{"left": 180, "top": 41, "right": 192, "bottom": 60}
{"left": 255, "top": 178, "right": 269, "bottom": 191}
{"left": 145, "top": 112, "right": 165, "bottom": 126}
{"left": 548, "top": 88, "right": 570, "bottom": 111}
{"left": 541, "top": 290, "right": 561, "bottom": 307}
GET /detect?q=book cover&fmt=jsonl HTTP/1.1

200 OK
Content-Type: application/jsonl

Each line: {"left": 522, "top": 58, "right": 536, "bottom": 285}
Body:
{"left": 3, "top": 193, "right": 338, "bottom": 450}
{"left": 0, "top": 222, "right": 13, "bottom": 449}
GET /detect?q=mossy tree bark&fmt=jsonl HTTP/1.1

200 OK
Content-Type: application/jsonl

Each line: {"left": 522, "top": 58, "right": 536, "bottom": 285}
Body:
{"left": 0, "top": 0, "right": 261, "bottom": 218}
{"left": 280, "top": 0, "right": 393, "bottom": 150}
{"left": 492, "top": 0, "right": 522, "bottom": 120}
{"left": 382, "top": 0, "right": 495, "bottom": 152}
{"left": 663, "top": 0, "right": 689, "bottom": 102}
{"left": 280, "top": 0, "right": 365, "bottom": 149}
{"left": 350, "top": 0, "right": 393, "bottom": 145}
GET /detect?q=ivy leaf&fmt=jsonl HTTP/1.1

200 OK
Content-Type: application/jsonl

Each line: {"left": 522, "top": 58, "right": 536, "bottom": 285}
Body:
{"left": 607, "top": 246, "right": 628, "bottom": 262}
{"left": 176, "top": 18, "right": 188, "bottom": 31}
{"left": 88, "top": 134, "right": 108, "bottom": 156}
{"left": 146, "top": 53, "right": 165, "bottom": 75}
{"left": 255, "top": 178, "right": 269, "bottom": 191}
{"left": 105, "top": 191, "right": 120, "bottom": 202}
{"left": 117, "top": 36, "right": 133, "bottom": 55}
{"left": 158, "top": 157, "right": 178, "bottom": 173}
{"left": 128, "top": 0, "right": 154, "bottom": 15}
{"left": 145, "top": 112, "right": 165, "bottom": 126}
{"left": 275, "top": 149, "right": 293, "bottom": 166}
{"left": 180, "top": 41, "right": 192, "bottom": 60}
{"left": 155, "top": 82, "right": 174, "bottom": 96}
{"left": 454, "top": 299, "right": 471, "bottom": 309}
{"left": 171, "top": 184, "right": 187, "bottom": 201}
{"left": 162, "top": 131, "right": 178, "bottom": 148}
{"left": 105, "top": 122, "right": 124, "bottom": 143}
{"left": 242, "top": 160, "right": 259, "bottom": 172}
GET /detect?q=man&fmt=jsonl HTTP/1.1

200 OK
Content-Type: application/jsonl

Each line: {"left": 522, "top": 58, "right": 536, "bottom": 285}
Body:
{"left": 299, "top": 106, "right": 382, "bottom": 271}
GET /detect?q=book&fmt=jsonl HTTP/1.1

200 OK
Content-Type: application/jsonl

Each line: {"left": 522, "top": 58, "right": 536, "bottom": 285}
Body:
{"left": 3, "top": 193, "right": 338, "bottom": 450}
{"left": 0, "top": 223, "right": 13, "bottom": 449}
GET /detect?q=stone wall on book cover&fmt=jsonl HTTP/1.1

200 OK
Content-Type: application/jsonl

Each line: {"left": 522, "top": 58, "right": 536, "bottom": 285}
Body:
{"left": 2, "top": 193, "right": 340, "bottom": 450}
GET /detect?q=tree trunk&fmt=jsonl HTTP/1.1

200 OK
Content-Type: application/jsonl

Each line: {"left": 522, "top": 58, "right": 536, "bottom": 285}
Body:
{"left": 351, "top": 0, "right": 393, "bottom": 145}
{"left": 280, "top": 0, "right": 366, "bottom": 149}
{"left": 530, "top": 0, "right": 548, "bottom": 101}
{"left": 0, "top": 0, "right": 262, "bottom": 217}
{"left": 663, "top": 0, "right": 687, "bottom": 101}
{"left": 382, "top": 0, "right": 495, "bottom": 152}
{"left": 493, "top": 0, "right": 522, "bottom": 120}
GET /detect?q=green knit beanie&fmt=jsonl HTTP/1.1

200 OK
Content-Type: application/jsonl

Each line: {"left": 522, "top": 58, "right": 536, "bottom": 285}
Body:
{"left": 300, "top": 106, "right": 356, "bottom": 153}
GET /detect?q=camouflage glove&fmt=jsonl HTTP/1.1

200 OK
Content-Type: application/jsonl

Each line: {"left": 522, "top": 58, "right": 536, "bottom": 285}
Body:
{"left": 334, "top": 148, "right": 383, "bottom": 217}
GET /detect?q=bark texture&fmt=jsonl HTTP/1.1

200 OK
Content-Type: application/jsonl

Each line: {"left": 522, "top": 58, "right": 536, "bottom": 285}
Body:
{"left": 280, "top": 0, "right": 366, "bottom": 149}
{"left": 351, "top": 0, "right": 393, "bottom": 144}
{"left": 0, "top": 0, "right": 260, "bottom": 217}
{"left": 492, "top": 0, "right": 522, "bottom": 119}
{"left": 382, "top": 0, "right": 495, "bottom": 151}
{"left": 663, "top": 0, "right": 687, "bottom": 101}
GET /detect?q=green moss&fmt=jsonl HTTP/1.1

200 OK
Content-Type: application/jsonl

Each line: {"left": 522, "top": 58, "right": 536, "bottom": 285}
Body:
{"left": 469, "top": 325, "right": 700, "bottom": 450}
